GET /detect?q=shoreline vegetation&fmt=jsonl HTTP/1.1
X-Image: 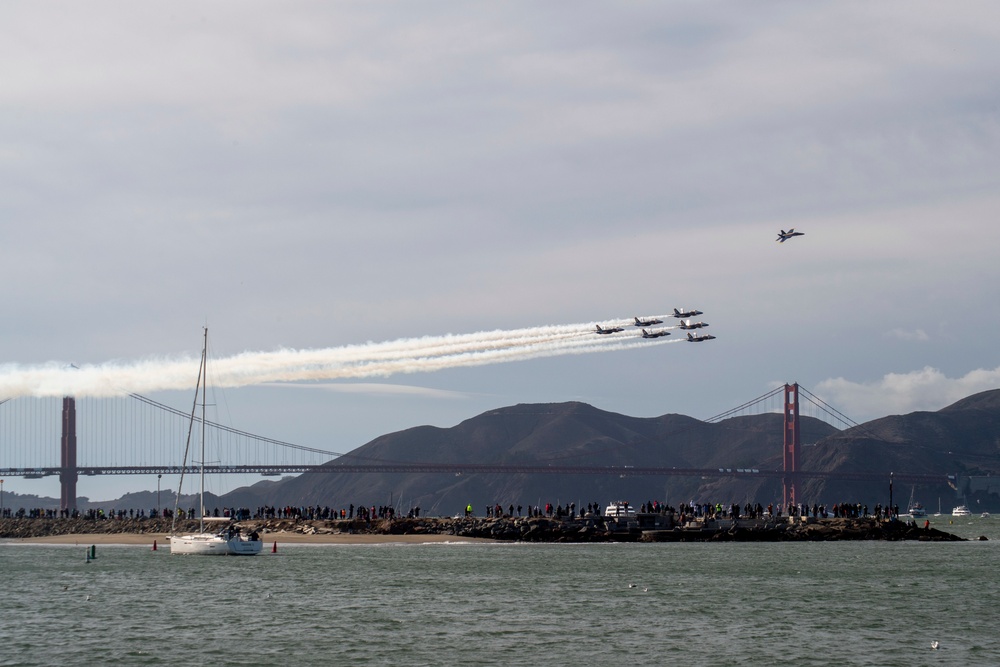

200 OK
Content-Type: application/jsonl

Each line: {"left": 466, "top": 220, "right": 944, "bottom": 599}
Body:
{"left": 0, "top": 514, "right": 967, "bottom": 545}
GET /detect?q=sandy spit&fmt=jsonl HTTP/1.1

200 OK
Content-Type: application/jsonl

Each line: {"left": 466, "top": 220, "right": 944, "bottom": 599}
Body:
{"left": 4, "top": 532, "right": 495, "bottom": 546}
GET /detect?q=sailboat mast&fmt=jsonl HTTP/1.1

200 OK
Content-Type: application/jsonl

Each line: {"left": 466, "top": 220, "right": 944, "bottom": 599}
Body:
{"left": 170, "top": 330, "right": 205, "bottom": 536}
{"left": 199, "top": 326, "right": 208, "bottom": 533}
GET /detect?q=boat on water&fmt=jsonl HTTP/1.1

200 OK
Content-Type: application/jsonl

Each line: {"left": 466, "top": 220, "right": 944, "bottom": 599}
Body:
{"left": 952, "top": 505, "right": 971, "bottom": 517}
{"left": 906, "top": 488, "right": 927, "bottom": 518}
{"left": 981, "top": 512, "right": 991, "bottom": 519}
{"left": 170, "top": 517, "right": 262, "bottom": 555}
{"left": 169, "top": 328, "right": 263, "bottom": 556}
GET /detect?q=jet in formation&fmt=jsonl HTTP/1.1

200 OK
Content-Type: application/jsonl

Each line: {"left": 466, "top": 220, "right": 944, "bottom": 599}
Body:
{"left": 641, "top": 329, "right": 670, "bottom": 339}
{"left": 686, "top": 332, "right": 716, "bottom": 342}
{"left": 776, "top": 228, "right": 804, "bottom": 243}
{"left": 678, "top": 319, "right": 709, "bottom": 330}
{"left": 673, "top": 308, "right": 703, "bottom": 318}
{"left": 634, "top": 316, "right": 663, "bottom": 327}
{"left": 594, "top": 324, "right": 624, "bottom": 335}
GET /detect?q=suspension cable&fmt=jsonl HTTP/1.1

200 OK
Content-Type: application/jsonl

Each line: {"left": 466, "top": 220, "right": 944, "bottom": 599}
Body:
{"left": 798, "top": 386, "right": 860, "bottom": 429}
{"left": 128, "top": 393, "right": 346, "bottom": 458}
{"left": 704, "top": 386, "right": 786, "bottom": 423}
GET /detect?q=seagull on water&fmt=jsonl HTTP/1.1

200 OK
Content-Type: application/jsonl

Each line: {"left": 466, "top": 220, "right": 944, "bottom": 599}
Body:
{"left": 931, "top": 641, "right": 939, "bottom": 650}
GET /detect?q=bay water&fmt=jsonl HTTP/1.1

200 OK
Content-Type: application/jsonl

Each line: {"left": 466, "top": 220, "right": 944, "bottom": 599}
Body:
{"left": 1, "top": 517, "right": 997, "bottom": 666}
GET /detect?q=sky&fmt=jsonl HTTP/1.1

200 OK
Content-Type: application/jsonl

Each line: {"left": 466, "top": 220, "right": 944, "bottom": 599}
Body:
{"left": 2, "top": 2, "right": 1000, "bottom": 501}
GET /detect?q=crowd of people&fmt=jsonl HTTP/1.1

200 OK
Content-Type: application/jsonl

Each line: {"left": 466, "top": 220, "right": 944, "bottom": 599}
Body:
{"left": 0, "top": 499, "right": 908, "bottom": 523}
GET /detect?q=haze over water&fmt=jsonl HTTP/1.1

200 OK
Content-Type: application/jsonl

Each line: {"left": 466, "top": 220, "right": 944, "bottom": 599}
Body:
{"left": 3, "top": 518, "right": 997, "bottom": 666}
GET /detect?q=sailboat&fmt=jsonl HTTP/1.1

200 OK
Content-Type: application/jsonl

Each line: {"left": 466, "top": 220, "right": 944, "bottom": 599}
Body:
{"left": 169, "top": 328, "right": 263, "bottom": 556}
{"left": 906, "top": 487, "right": 927, "bottom": 519}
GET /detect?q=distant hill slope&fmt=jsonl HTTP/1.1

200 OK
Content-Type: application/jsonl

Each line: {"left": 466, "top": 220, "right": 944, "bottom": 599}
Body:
{"left": 794, "top": 389, "right": 1000, "bottom": 505}
{"left": 21, "top": 390, "right": 999, "bottom": 514}
{"left": 225, "top": 401, "right": 840, "bottom": 515}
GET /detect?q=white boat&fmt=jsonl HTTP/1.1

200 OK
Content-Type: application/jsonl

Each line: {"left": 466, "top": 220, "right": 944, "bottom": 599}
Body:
{"left": 170, "top": 517, "right": 235, "bottom": 555}
{"left": 170, "top": 517, "right": 262, "bottom": 555}
{"left": 604, "top": 501, "right": 636, "bottom": 518}
{"left": 169, "top": 329, "right": 263, "bottom": 556}
{"left": 906, "top": 488, "right": 927, "bottom": 518}
{"left": 952, "top": 505, "right": 971, "bottom": 517}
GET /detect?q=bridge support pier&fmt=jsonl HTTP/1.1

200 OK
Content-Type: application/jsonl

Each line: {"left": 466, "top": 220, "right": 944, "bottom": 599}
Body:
{"left": 782, "top": 383, "right": 800, "bottom": 509}
{"left": 60, "top": 397, "right": 78, "bottom": 513}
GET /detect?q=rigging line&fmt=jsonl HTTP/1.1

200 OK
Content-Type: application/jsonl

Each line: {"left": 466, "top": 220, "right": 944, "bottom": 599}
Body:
{"left": 171, "top": 345, "right": 204, "bottom": 535}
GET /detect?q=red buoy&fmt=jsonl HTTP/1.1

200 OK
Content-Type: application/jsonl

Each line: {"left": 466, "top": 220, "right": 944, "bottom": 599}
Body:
{"left": 152, "top": 540, "right": 157, "bottom": 551}
{"left": 272, "top": 541, "right": 277, "bottom": 553}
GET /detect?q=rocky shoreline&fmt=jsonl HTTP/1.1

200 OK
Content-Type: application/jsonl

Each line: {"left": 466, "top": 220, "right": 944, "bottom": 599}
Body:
{"left": 0, "top": 514, "right": 968, "bottom": 542}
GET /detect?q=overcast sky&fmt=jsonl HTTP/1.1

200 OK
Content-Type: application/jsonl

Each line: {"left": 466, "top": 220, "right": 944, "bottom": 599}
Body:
{"left": 3, "top": 2, "right": 1000, "bottom": 501}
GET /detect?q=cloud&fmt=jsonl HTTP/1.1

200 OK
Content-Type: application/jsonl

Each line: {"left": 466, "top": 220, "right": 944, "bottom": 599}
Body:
{"left": 815, "top": 365, "right": 1000, "bottom": 420}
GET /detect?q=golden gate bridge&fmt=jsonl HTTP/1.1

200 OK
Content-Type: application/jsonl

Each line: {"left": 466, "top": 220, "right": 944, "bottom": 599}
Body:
{"left": 0, "top": 384, "right": 950, "bottom": 511}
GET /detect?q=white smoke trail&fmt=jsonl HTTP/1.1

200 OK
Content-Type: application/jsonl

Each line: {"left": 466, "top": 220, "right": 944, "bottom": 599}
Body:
{"left": 0, "top": 316, "right": 682, "bottom": 398}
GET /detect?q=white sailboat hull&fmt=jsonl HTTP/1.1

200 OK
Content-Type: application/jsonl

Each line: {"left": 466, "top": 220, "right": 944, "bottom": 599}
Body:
{"left": 169, "top": 533, "right": 230, "bottom": 555}
{"left": 169, "top": 532, "right": 263, "bottom": 556}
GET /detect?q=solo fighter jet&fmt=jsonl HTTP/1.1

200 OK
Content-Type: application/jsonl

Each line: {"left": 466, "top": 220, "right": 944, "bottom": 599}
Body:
{"left": 776, "top": 228, "right": 804, "bottom": 243}
{"left": 634, "top": 316, "right": 664, "bottom": 327}
{"left": 686, "top": 332, "right": 716, "bottom": 342}
{"left": 595, "top": 325, "right": 624, "bottom": 335}
{"left": 678, "top": 319, "right": 709, "bottom": 330}
{"left": 673, "top": 308, "right": 703, "bottom": 318}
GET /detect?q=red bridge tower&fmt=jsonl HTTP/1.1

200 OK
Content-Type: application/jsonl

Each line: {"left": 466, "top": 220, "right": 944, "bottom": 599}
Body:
{"left": 60, "top": 397, "right": 78, "bottom": 512}
{"left": 782, "top": 383, "right": 800, "bottom": 509}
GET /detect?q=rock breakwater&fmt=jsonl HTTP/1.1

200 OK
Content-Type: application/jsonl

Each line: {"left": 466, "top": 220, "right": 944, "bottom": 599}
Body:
{"left": 0, "top": 515, "right": 966, "bottom": 542}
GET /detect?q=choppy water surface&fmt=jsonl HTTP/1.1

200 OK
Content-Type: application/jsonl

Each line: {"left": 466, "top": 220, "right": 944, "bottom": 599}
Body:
{"left": 2, "top": 518, "right": 998, "bottom": 666}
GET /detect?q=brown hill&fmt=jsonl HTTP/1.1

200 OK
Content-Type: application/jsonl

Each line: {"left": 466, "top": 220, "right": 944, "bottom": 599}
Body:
{"left": 226, "top": 391, "right": 1000, "bottom": 514}
{"left": 793, "top": 389, "right": 1000, "bottom": 506}
{"left": 223, "top": 401, "right": 840, "bottom": 515}
{"left": 20, "top": 390, "right": 995, "bottom": 515}
{"left": 6, "top": 390, "right": 988, "bottom": 515}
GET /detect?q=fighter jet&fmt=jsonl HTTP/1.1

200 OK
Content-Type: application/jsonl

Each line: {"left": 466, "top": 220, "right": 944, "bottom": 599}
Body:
{"left": 686, "top": 332, "right": 716, "bottom": 342}
{"left": 641, "top": 329, "right": 670, "bottom": 339}
{"left": 678, "top": 319, "right": 709, "bottom": 330}
{"left": 673, "top": 308, "right": 703, "bottom": 318}
{"left": 595, "top": 325, "right": 624, "bottom": 335}
{"left": 776, "top": 228, "right": 804, "bottom": 243}
{"left": 634, "top": 316, "right": 663, "bottom": 327}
